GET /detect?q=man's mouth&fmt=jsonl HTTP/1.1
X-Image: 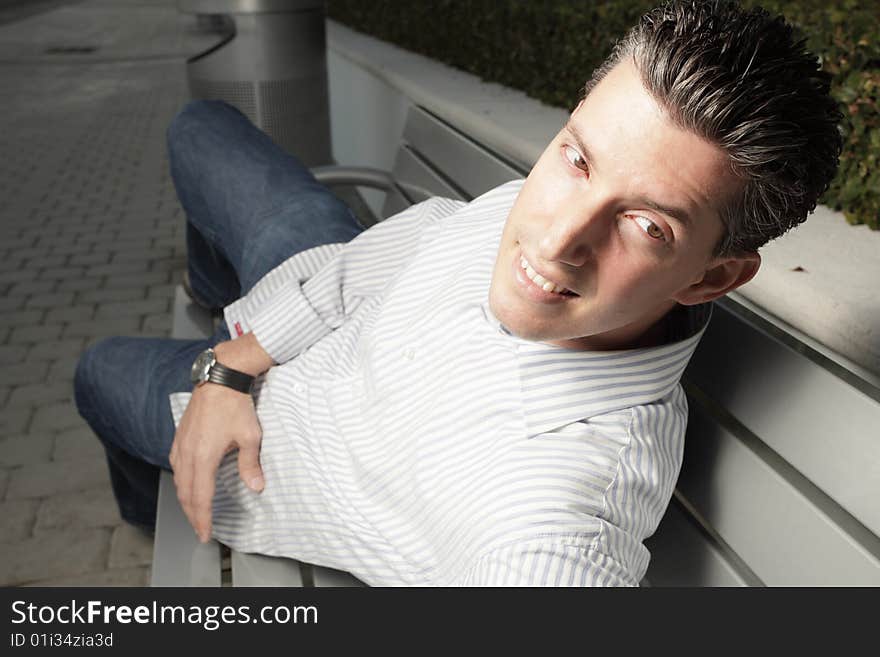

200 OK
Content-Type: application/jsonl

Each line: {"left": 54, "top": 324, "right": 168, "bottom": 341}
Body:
{"left": 519, "top": 256, "right": 576, "bottom": 296}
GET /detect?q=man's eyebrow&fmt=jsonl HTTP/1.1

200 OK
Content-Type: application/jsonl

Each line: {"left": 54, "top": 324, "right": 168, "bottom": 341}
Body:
{"left": 562, "top": 119, "right": 693, "bottom": 230}
{"left": 639, "top": 198, "right": 694, "bottom": 229}
{"left": 562, "top": 119, "right": 595, "bottom": 168}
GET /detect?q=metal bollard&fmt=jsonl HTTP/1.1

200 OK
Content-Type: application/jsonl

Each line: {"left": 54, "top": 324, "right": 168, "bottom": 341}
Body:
{"left": 179, "top": 0, "right": 332, "bottom": 166}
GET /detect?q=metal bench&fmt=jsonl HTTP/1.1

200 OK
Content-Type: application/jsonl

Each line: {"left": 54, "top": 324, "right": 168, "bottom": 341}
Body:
{"left": 151, "top": 104, "right": 880, "bottom": 586}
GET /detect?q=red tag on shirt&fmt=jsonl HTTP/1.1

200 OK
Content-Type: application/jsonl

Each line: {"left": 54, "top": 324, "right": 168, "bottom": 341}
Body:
{"left": 234, "top": 322, "right": 243, "bottom": 337}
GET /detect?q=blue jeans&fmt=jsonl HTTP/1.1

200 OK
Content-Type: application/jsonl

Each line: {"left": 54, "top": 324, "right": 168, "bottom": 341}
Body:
{"left": 74, "top": 100, "right": 363, "bottom": 532}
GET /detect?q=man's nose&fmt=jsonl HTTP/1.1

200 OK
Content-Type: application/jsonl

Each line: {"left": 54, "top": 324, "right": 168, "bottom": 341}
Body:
{"left": 537, "top": 202, "right": 607, "bottom": 268}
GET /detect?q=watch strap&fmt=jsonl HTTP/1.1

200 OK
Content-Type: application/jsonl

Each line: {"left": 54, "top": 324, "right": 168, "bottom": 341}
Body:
{"left": 207, "top": 361, "right": 254, "bottom": 394}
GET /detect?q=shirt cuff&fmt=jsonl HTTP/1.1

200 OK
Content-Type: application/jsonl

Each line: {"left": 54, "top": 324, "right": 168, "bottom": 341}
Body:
{"left": 247, "top": 281, "right": 332, "bottom": 364}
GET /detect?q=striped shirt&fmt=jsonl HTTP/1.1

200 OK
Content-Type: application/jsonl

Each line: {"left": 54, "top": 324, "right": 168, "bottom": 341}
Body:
{"left": 170, "top": 179, "right": 710, "bottom": 586}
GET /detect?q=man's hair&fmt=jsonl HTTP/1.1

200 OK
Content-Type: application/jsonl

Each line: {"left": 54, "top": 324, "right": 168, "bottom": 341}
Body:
{"left": 581, "top": 0, "right": 843, "bottom": 255}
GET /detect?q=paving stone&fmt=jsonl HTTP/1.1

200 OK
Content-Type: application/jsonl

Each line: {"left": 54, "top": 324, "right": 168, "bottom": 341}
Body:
{"left": 8, "top": 279, "right": 56, "bottom": 296}
{"left": 109, "top": 252, "right": 155, "bottom": 266}
{"left": 0, "top": 528, "right": 112, "bottom": 586}
{"left": 95, "top": 297, "right": 168, "bottom": 319}
{"left": 103, "top": 270, "right": 170, "bottom": 289}
{"left": 108, "top": 523, "right": 154, "bottom": 569}
{"left": 78, "top": 286, "right": 146, "bottom": 304}
{"left": 0, "top": 499, "right": 39, "bottom": 543}
{"left": 3, "top": 237, "right": 34, "bottom": 250}
{"left": 52, "top": 426, "right": 105, "bottom": 462}
{"left": 39, "top": 266, "right": 88, "bottom": 282}
{"left": 0, "top": 295, "right": 25, "bottom": 312}
{"left": 6, "top": 382, "right": 72, "bottom": 408}
{"left": 0, "top": 344, "right": 28, "bottom": 364}
{"left": 0, "top": 407, "right": 32, "bottom": 435}
{"left": 0, "top": 432, "right": 54, "bottom": 467}
{"left": 111, "top": 244, "right": 169, "bottom": 260}
{"left": 34, "top": 486, "right": 120, "bottom": 533}
{"left": 69, "top": 252, "right": 110, "bottom": 267}
{"left": 147, "top": 283, "right": 175, "bottom": 298}
{"left": 44, "top": 304, "right": 95, "bottom": 323}
{"left": 154, "top": 236, "right": 184, "bottom": 250}
{"left": 25, "top": 292, "right": 76, "bottom": 310}
{"left": 5, "top": 456, "right": 110, "bottom": 500}
{"left": 0, "top": 256, "right": 25, "bottom": 272}
{"left": 9, "top": 323, "right": 62, "bottom": 345}
{"left": 0, "top": 360, "right": 49, "bottom": 387}
{"left": 27, "top": 254, "right": 67, "bottom": 270}
{"left": 30, "top": 400, "right": 82, "bottom": 432}
{"left": 4, "top": 247, "right": 43, "bottom": 261}
{"left": 0, "top": 468, "right": 10, "bottom": 499}
{"left": 56, "top": 276, "right": 103, "bottom": 293}
{"left": 63, "top": 316, "right": 141, "bottom": 339}
{"left": 87, "top": 262, "right": 152, "bottom": 278}
{"left": 47, "top": 355, "right": 81, "bottom": 382}
{"left": 5, "top": 309, "right": 44, "bottom": 328}
{"left": 151, "top": 255, "right": 187, "bottom": 272}
{"left": 24, "top": 337, "right": 84, "bottom": 362}
{"left": 50, "top": 242, "right": 94, "bottom": 257}
{"left": 24, "top": 565, "right": 150, "bottom": 587}
{"left": 0, "top": 269, "right": 34, "bottom": 285}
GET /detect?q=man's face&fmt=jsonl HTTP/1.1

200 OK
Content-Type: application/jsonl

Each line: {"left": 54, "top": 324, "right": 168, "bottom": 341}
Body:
{"left": 489, "top": 58, "right": 745, "bottom": 350}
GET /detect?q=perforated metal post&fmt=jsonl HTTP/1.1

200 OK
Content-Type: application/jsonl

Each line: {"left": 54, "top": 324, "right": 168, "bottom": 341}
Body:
{"left": 179, "top": 0, "right": 332, "bottom": 166}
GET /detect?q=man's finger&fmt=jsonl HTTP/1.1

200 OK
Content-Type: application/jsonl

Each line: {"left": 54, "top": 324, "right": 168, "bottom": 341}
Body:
{"left": 174, "top": 451, "right": 195, "bottom": 529}
{"left": 237, "top": 440, "right": 264, "bottom": 492}
{"left": 190, "top": 449, "right": 221, "bottom": 542}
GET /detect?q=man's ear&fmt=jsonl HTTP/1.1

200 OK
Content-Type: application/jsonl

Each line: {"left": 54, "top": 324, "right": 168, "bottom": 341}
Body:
{"left": 673, "top": 251, "right": 761, "bottom": 306}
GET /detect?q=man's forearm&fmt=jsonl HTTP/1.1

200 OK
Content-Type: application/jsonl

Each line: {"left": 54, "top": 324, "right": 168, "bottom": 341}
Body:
{"left": 213, "top": 332, "right": 275, "bottom": 377}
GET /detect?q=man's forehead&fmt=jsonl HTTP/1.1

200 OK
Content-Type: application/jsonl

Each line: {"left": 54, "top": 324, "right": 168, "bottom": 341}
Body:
{"left": 565, "top": 63, "right": 737, "bottom": 240}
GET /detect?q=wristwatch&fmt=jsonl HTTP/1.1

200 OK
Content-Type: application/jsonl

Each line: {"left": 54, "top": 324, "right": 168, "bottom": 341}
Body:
{"left": 190, "top": 348, "right": 255, "bottom": 394}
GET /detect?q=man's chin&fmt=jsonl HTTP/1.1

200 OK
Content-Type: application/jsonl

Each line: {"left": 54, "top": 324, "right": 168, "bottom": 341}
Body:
{"left": 492, "top": 310, "right": 565, "bottom": 343}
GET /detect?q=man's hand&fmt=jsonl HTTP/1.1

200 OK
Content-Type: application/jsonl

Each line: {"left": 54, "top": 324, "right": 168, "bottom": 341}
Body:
{"left": 169, "top": 332, "right": 274, "bottom": 542}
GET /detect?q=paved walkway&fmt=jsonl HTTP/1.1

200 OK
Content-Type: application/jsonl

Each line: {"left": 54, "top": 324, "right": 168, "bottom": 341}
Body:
{"left": 0, "top": 0, "right": 221, "bottom": 585}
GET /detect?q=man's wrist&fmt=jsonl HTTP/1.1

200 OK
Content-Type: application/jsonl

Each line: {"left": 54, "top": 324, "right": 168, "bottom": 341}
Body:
{"left": 213, "top": 332, "right": 274, "bottom": 377}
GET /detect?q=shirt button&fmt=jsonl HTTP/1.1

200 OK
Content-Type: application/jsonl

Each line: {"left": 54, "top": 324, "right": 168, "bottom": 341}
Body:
{"left": 294, "top": 384, "right": 305, "bottom": 394}
{"left": 403, "top": 348, "right": 416, "bottom": 360}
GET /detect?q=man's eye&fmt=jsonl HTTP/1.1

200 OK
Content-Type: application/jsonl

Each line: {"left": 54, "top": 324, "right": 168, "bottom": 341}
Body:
{"left": 631, "top": 215, "right": 667, "bottom": 241}
{"left": 563, "top": 145, "right": 589, "bottom": 172}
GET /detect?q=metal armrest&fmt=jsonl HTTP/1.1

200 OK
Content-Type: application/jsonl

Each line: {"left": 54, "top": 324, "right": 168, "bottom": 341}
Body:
{"left": 310, "top": 165, "right": 434, "bottom": 207}
{"left": 310, "top": 165, "right": 397, "bottom": 191}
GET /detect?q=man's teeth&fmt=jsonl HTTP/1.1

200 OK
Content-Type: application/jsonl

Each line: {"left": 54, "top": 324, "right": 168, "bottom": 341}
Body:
{"left": 520, "top": 257, "right": 570, "bottom": 294}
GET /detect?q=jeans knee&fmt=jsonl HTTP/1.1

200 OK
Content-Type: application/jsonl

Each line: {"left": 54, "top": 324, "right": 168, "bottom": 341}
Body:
{"left": 74, "top": 337, "right": 120, "bottom": 422}
{"left": 167, "top": 100, "right": 239, "bottom": 163}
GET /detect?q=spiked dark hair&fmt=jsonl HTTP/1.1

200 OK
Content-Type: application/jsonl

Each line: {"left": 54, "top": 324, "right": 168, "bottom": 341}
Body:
{"left": 581, "top": 0, "right": 843, "bottom": 254}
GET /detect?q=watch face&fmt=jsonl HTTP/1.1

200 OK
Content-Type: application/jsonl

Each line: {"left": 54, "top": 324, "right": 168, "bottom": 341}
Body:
{"left": 190, "top": 349, "right": 215, "bottom": 385}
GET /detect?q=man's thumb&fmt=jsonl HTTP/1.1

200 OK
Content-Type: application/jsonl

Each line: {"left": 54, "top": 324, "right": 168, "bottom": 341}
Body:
{"left": 238, "top": 446, "right": 264, "bottom": 492}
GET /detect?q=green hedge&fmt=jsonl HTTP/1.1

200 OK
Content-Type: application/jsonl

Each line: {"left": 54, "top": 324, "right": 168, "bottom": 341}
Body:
{"left": 328, "top": 0, "right": 879, "bottom": 230}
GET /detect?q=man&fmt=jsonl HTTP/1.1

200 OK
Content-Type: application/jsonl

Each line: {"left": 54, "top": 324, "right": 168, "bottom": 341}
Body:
{"left": 75, "top": 0, "right": 841, "bottom": 585}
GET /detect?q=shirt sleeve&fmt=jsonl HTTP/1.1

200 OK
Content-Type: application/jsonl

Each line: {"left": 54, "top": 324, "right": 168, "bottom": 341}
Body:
{"left": 223, "top": 196, "right": 465, "bottom": 364}
{"left": 455, "top": 540, "right": 640, "bottom": 587}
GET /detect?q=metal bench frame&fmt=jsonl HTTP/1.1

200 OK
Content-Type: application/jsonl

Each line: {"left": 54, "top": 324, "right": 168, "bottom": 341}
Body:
{"left": 152, "top": 104, "right": 880, "bottom": 586}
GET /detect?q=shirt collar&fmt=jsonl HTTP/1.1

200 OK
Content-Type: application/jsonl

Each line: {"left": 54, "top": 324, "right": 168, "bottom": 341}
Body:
{"left": 484, "top": 302, "right": 712, "bottom": 436}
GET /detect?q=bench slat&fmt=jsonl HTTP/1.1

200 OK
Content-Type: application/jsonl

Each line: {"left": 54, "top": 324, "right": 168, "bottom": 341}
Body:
{"left": 644, "top": 497, "right": 757, "bottom": 586}
{"left": 151, "top": 471, "right": 223, "bottom": 586}
{"left": 311, "top": 565, "right": 366, "bottom": 587}
{"left": 403, "top": 106, "right": 526, "bottom": 199}
{"left": 676, "top": 399, "right": 880, "bottom": 585}
{"left": 391, "top": 145, "right": 468, "bottom": 202}
{"left": 231, "top": 551, "right": 306, "bottom": 586}
{"left": 686, "top": 298, "right": 880, "bottom": 538}
{"left": 172, "top": 285, "right": 215, "bottom": 339}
